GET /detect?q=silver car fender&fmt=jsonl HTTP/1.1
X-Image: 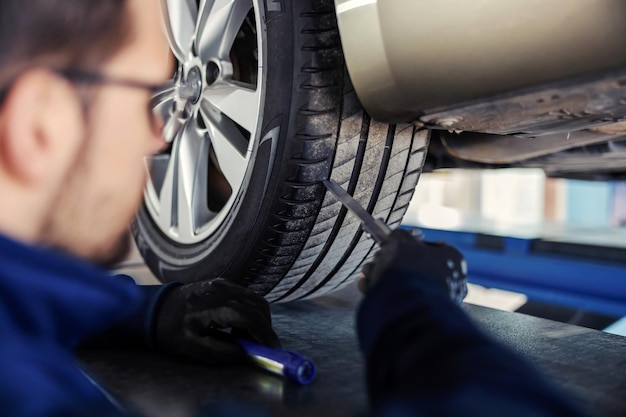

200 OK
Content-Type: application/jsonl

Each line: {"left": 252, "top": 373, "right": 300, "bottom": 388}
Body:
{"left": 334, "top": 0, "right": 626, "bottom": 123}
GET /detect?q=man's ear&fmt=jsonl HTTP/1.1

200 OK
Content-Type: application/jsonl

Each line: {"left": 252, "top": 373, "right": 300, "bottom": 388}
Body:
{"left": 0, "top": 69, "right": 85, "bottom": 185}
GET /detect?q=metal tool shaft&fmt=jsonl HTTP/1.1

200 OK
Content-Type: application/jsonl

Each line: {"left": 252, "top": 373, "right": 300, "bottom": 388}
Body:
{"left": 322, "top": 180, "right": 392, "bottom": 244}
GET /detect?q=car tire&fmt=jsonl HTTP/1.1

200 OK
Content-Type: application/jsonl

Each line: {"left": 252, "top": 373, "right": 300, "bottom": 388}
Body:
{"left": 133, "top": 0, "right": 429, "bottom": 302}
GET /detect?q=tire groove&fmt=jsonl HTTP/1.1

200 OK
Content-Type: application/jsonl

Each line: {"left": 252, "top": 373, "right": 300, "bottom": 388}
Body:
{"left": 330, "top": 126, "right": 429, "bottom": 291}
{"left": 293, "top": 123, "right": 397, "bottom": 300}
{"left": 262, "top": 58, "right": 352, "bottom": 298}
{"left": 272, "top": 112, "right": 371, "bottom": 301}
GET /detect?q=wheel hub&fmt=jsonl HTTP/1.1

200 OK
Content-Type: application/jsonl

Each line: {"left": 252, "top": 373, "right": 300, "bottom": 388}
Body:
{"left": 180, "top": 66, "right": 203, "bottom": 104}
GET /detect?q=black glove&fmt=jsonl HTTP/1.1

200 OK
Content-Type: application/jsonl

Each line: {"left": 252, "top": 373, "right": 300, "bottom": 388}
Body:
{"left": 154, "top": 278, "right": 280, "bottom": 365}
{"left": 360, "top": 229, "right": 468, "bottom": 304}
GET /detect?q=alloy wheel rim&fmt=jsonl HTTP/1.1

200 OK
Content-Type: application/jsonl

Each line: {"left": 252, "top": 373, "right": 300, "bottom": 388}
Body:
{"left": 145, "top": 0, "right": 263, "bottom": 244}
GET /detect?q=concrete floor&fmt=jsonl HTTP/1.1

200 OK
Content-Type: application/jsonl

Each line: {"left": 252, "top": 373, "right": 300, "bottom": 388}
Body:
{"left": 80, "top": 264, "right": 626, "bottom": 417}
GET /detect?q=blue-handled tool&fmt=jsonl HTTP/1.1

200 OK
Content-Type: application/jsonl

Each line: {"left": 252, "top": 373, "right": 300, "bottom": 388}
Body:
{"left": 239, "top": 340, "right": 316, "bottom": 385}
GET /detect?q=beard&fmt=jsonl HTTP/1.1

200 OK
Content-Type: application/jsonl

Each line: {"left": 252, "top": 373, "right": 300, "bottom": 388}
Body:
{"left": 39, "top": 147, "right": 139, "bottom": 269}
{"left": 41, "top": 203, "right": 136, "bottom": 269}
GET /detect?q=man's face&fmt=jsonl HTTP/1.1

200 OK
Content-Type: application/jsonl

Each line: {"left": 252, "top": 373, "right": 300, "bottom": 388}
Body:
{"left": 42, "top": 0, "right": 170, "bottom": 266}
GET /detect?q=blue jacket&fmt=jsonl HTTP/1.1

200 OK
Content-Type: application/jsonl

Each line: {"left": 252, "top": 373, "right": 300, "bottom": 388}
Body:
{"left": 0, "top": 233, "right": 169, "bottom": 417}
{"left": 358, "top": 270, "right": 589, "bottom": 417}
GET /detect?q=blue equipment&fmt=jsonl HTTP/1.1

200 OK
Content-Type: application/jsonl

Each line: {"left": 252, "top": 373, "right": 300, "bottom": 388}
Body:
{"left": 239, "top": 341, "right": 316, "bottom": 385}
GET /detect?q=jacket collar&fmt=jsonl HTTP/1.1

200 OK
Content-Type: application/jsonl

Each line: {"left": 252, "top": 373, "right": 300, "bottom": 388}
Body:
{"left": 0, "top": 233, "right": 141, "bottom": 348}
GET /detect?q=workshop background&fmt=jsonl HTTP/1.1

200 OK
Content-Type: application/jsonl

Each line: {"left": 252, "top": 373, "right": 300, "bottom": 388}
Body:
{"left": 404, "top": 169, "right": 626, "bottom": 336}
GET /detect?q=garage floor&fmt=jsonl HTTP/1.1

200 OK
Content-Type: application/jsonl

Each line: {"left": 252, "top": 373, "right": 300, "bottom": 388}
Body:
{"left": 80, "top": 275, "right": 626, "bottom": 417}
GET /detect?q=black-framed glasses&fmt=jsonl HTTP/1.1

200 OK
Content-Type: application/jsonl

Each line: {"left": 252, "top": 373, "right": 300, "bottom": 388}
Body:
{"left": 53, "top": 68, "right": 171, "bottom": 136}
{"left": 54, "top": 68, "right": 169, "bottom": 95}
{"left": 0, "top": 68, "right": 171, "bottom": 135}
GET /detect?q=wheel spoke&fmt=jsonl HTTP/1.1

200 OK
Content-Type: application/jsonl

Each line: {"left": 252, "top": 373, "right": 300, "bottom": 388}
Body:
{"left": 151, "top": 83, "right": 178, "bottom": 141}
{"left": 161, "top": 109, "right": 185, "bottom": 144}
{"left": 201, "top": 102, "right": 248, "bottom": 188}
{"left": 155, "top": 120, "right": 211, "bottom": 240}
{"left": 160, "top": 0, "right": 198, "bottom": 62}
{"left": 156, "top": 133, "right": 178, "bottom": 233}
{"left": 195, "top": 0, "right": 253, "bottom": 62}
{"left": 176, "top": 120, "right": 211, "bottom": 240}
{"left": 203, "top": 83, "right": 260, "bottom": 132}
{"left": 151, "top": 82, "right": 176, "bottom": 111}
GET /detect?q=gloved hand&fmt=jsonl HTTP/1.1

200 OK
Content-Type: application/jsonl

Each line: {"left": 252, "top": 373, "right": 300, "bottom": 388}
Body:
{"left": 154, "top": 278, "right": 280, "bottom": 365}
{"left": 360, "top": 229, "right": 468, "bottom": 304}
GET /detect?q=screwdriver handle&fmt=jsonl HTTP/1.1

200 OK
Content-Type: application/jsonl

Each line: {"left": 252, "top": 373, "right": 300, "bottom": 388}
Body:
{"left": 239, "top": 341, "right": 316, "bottom": 385}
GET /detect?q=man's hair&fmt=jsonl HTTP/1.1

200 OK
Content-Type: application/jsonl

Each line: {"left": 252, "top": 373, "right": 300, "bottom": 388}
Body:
{"left": 0, "top": 0, "right": 132, "bottom": 100}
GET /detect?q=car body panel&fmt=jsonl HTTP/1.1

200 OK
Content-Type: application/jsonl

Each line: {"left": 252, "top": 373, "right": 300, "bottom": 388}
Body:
{"left": 334, "top": 0, "right": 626, "bottom": 124}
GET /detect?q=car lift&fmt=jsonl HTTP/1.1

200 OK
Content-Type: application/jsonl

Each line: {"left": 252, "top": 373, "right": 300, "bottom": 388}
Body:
{"left": 410, "top": 225, "right": 626, "bottom": 318}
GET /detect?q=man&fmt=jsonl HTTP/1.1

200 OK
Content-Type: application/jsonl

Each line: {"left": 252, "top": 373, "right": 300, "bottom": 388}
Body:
{"left": 0, "top": 1, "right": 592, "bottom": 417}
{"left": 0, "top": 0, "right": 278, "bottom": 416}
